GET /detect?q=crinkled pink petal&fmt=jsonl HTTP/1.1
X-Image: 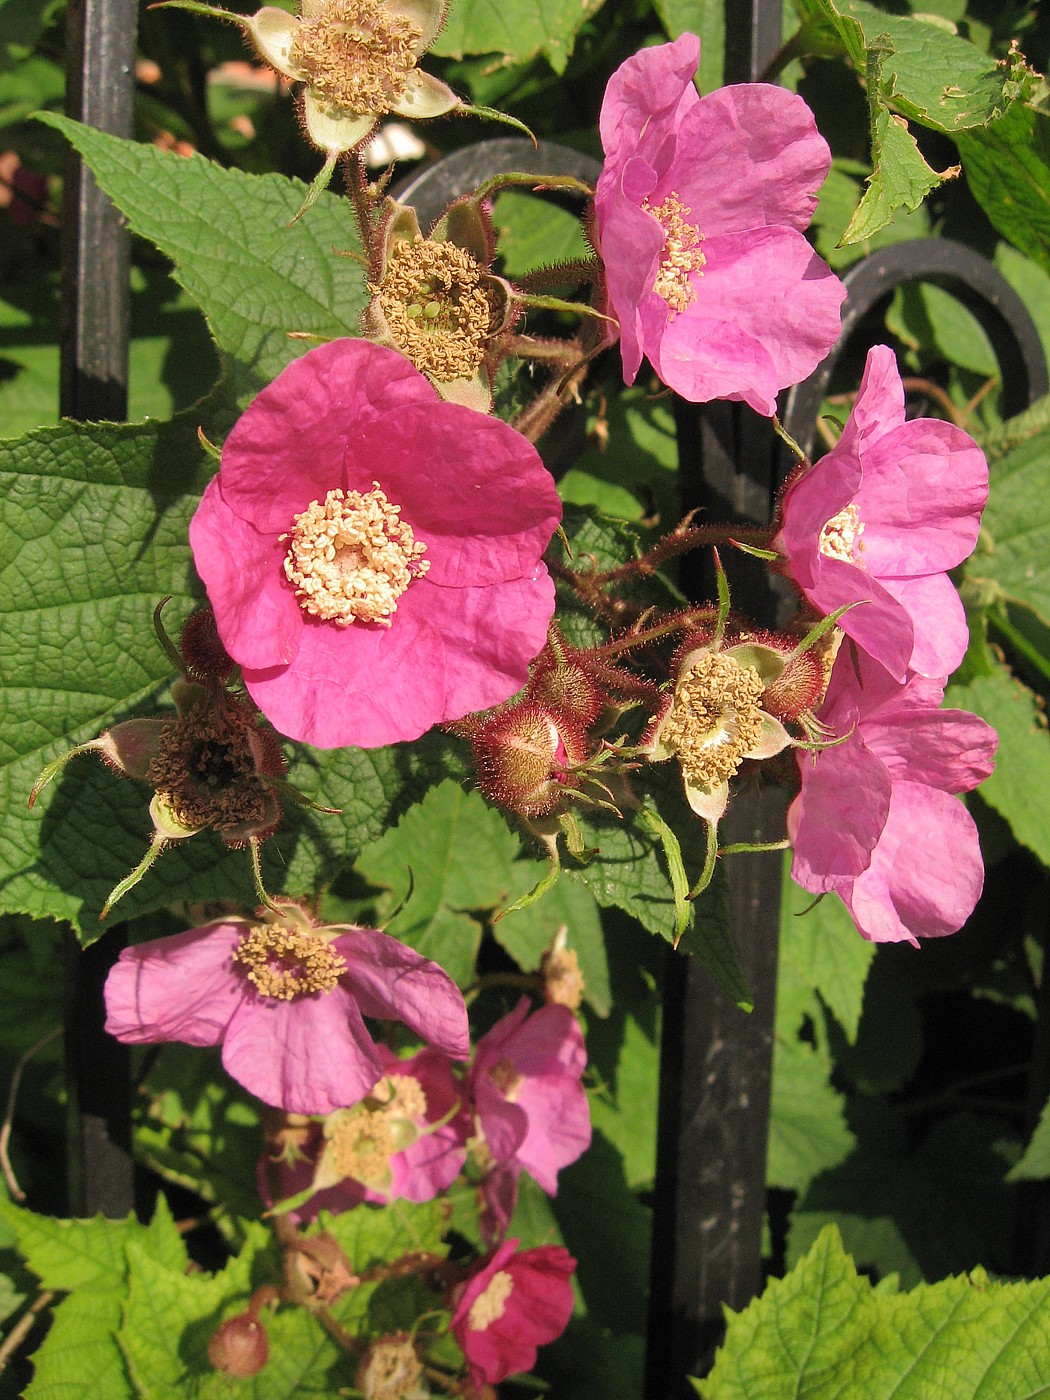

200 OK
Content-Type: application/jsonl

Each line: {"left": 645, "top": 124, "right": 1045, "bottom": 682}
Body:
{"left": 806, "top": 555, "right": 915, "bottom": 683}
{"left": 878, "top": 571, "right": 970, "bottom": 680}
{"left": 104, "top": 922, "right": 246, "bottom": 1047}
{"left": 598, "top": 31, "right": 699, "bottom": 165}
{"left": 345, "top": 408, "right": 562, "bottom": 589}
{"left": 650, "top": 226, "right": 842, "bottom": 415}
{"left": 241, "top": 568, "right": 554, "bottom": 748}
{"left": 221, "top": 984, "right": 384, "bottom": 1114}
{"left": 331, "top": 926, "right": 470, "bottom": 1060}
{"left": 218, "top": 340, "right": 438, "bottom": 534}
{"left": 838, "top": 783, "right": 985, "bottom": 944}
{"left": 475, "top": 1074, "right": 530, "bottom": 1163}
{"left": 514, "top": 1071, "right": 591, "bottom": 1193}
{"left": 833, "top": 343, "right": 906, "bottom": 460}
{"left": 789, "top": 729, "right": 892, "bottom": 890}
{"left": 189, "top": 478, "right": 303, "bottom": 670}
{"left": 864, "top": 705, "right": 997, "bottom": 792}
{"left": 594, "top": 161, "right": 667, "bottom": 383}
{"left": 671, "top": 83, "right": 831, "bottom": 236}
{"left": 857, "top": 421, "right": 988, "bottom": 575}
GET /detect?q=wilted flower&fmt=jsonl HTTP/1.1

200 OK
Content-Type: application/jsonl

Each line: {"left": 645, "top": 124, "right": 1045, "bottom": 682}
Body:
{"left": 190, "top": 339, "right": 561, "bottom": 749}
{"left": 366, "top": 197, "right": 516, "bottom": 410}
{"left": 775, "top": 345, "right": 988, "bottom": 682}
{"left": 469, "top": 998, "right": 590, "bottom": 1238}
{"left": 450, "top": 1239, "right": 576, "bottom": 1388}
{"left": 594, "top": 32, "right": 844, "bottom": 415}
{"left": 104, "top": 901, "right": 470, "bottom": 1114}
{"left": 789, "top": 645, "right": 997, "bottom": 944}
{"left": 356, "top": 1335, "right": 429, "bottom": 1400}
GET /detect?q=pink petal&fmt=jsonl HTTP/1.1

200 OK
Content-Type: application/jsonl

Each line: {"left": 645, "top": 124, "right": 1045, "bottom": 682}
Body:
{"left": 789, "top": 731, "right": 892, "bottom": 890}
{"left": 345, "top": 407, "right": 561, "bottom": 588}
{"left": 834, "top": 345, "right": 906, "bottom": 460}
{"left": 514, "top": 1071, "right": 591, "bottom": 1193}
{"left": 598, "top": 32, "right": 699, "bottom": 166}
{"left": 332, "top": 926, "right": 470, "bottom": 1059}
{"left": 806, "top": 555, "right": 915, "bottom": 683}
{"left": 594, "top": 159, "right": 667, "bottom": 382}
{"left": 671, "top": 83, "right": 831, "bottom": 236}
{"left": 775, "top": 451, "right": 862, "bottom": 593}
{"left": 879, "top": 572, "right": 970, "bottom": 680}
{"left": 475, "top": 1075, "right": 529, "bottom": 1163}
{"left": 857, "top": 420, "right": 988, "bottom": 575}
{"left": 221, "top": 985, "right": 384, "bottom": 1114}
{"left": 839, "top": 783, "right": 985, "bottom": 943}
{"left": 219, "top": 340, "right": 437, "bottom": 533}
{"left": 104, "top": 923, "right": 246, "bottom": 1047}
{"left": 864, "top": 704, "right": 997, "bottom": 792}
{"left": 189, "top": 478, "right": 303, "bottom": 670}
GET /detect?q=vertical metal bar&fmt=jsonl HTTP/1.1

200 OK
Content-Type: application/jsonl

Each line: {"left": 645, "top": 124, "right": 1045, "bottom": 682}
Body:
{"left": 61, "top": 0, "right": 138, "bottom": 1218}
{"left": 645, "top": 2, "right": 785, "bottom": 1391}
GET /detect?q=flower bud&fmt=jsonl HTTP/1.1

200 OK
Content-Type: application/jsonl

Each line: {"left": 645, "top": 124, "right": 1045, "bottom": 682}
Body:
{"left": 527, "top": 638, "right": 605, "bottom": 730}
{"left": 469, "top": 702, "right": 589, "bottom": 817}
{"left": 180, "top": 607, "right": 236, "bottom": 685}
{"left": 207, "top": 1312, "right": 269, "bottom": 1378}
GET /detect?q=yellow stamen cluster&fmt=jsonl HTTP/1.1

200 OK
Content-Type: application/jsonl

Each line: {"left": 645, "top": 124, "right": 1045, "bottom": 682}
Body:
{"left": 659, "top": 652, "right": 765, "bottom": 790}
{"left": 467, "top": 1269, "right": 515, "bottom": 1331}
{"left": 643, "top": 192, "right": 707, "bottom": 316}
{"left": 541, "top": 944, "right": 585, "bottom": 1010}
{"left": 488, "top": 1057, "right": 525, "bottom": 1101}
{"left": 379, "top": 1073, "right": 428, "bottom": 1121}
{"left": 375, "top": 236, "right": 499, "bottom": 382}
{"left": 146, "top": 707, "right": 269, "bottom": 833}
{"left": 819, "top": 503, "right": 865, "bottom": 564}
{"left": 290, "top": 0, "right": 423, "bottom": 114}
{"left": 233, "top": 924, "right": 347, "bottom": 1000}
{"left": 324, "top": 1109, "right": 399, "bottom": 1184}
{"left": 283, "top": 484, "right": 429, "bottom": 628}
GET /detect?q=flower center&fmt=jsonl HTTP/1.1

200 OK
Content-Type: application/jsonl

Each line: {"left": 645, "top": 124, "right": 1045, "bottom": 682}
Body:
{"left": 324, "top": 1107, "right": 399, "bottom": 1185}
{"left": 643, "top": 191, "right": 706, "bottom": 317}
{"left": 233, "top": 924, "right": 347, "bottom": 1000}
{"left": 488, "top": 1057, "right": 524, "bottom": 1101}
{"left": 374, "top": 237, "right": 499, "bottom": 382}
{"left": 289, "top": 0, "right": 422, "bottom": 114}
{"left": 819, "top": 503, "right": 865, "bottom": 564}
{"left": 467, "top": 1270, "right": 514, "bottom": 1331}
{"left": 376, "top": 1072, "right": 428, "bottom": 1122}
{"left": 146, "top": 703, "right": 272, "bottom": 833}
{"left": 282, "top": 484, "right": 429, "bottom": 628}
{"left": 659, "top": 652, "right": 765, "bottom": 790}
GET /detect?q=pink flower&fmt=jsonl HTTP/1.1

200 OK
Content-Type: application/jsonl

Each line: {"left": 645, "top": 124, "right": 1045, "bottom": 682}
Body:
{"left": 594, "top": 32, "right": 844, "bottom": 416}
{"left": 451, "top": 1238, "right": 575, "bottom": 1387}
{"left": 789, "top": 646, "right": 997, "bottom": 944}
{"left": 261, "top": 1046, "right": 471, "bottom": 1218}
{"left": 469, "top": 999, "right": 590, "bottom": 1239}
{"left": 189, "top": 338, "right": 561, "bottom": 749}
{"left": 104, "top": 905, "right": 470, "bottom": 1114}
{"left": 775, "top": 345, "right": 988, "bottom": 682}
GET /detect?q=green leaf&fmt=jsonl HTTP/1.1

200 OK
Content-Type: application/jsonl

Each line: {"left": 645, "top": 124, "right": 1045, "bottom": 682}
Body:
{"left": 768, "top": 1036, "right": 854, "bottom": 1195}
{"left": 317, "top": 1198, "right": 446, "bottom": 1274}
{"left": 975, "top": 426, "right": 1050, "bottom": 625}
{"left": 1009, "top": 1092, "right": 1050, "bottom": 1182}
{"left": 36, "top": 114, "right": 368, "bottom": 397}
{"left": 355, "top": 779, "right": 526, "bottom": 986}
{"left": 946, "top": 671, "right": 1050, "bottom": 866}
{"left": 492, "top": 190, "right": 589, "bottom": 278}
{"left": 779, "top": 858, "right": 876, "bottom": 1044}
{"left": 589, "top": 1011, "right": 659, "bottom": 1189}
{"left": 796, "top": 0, "right": 1028, "bottom": 131}
{"left": 886, "top": 282, "right": 998, "bottom": 378}
{"left": 430, "top": 0, "right": 607, "bottom": 74}
{"left": 958, "top": 105, "right": 1050, "bottom": 276}
{"left": 0, "top": 410, "right": 421, "bottom": 935}
{"left": 840, "top": 105, "right": 950, "bottom": 245}
{"left": 24, "top": 1291, "right": 133, "bottom": 1400}
{"left": 559, "top": 387, "right": 681, "bottom": 528}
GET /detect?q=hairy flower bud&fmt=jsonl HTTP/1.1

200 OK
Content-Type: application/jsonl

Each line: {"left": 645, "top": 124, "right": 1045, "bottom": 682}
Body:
{"left": 469, "top": 702, "right": 589, "bottom": 817}
{"left": 208, "top": 1311, "right": 269, "bottom": 1378}
{"left": 179, "top": 606, "right": 236, "bottom": 685}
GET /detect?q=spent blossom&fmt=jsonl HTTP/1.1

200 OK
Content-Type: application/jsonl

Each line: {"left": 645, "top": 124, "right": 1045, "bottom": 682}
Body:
{"left": 450, "top": 1238, "right": 576, "bottom": 1388}
{"left": 789, "top": 645, "right": 997, "bottom": 944}
{"left": 190, "top": 338, "right": 561, "bottom": 749}
{"left": 594, "top": 32, "right": 844, "bottom": 415}
{"left": 104, "top": 902, "right": 470, "bottom": 1114}
{"left": 775, "top": 344, "right": 989, "bottom": 682}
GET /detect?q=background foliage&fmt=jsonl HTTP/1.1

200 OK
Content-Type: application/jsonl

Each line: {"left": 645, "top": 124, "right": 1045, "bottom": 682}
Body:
{"left": 1, "top": 0, "right": 1049, "bottom": 1394}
